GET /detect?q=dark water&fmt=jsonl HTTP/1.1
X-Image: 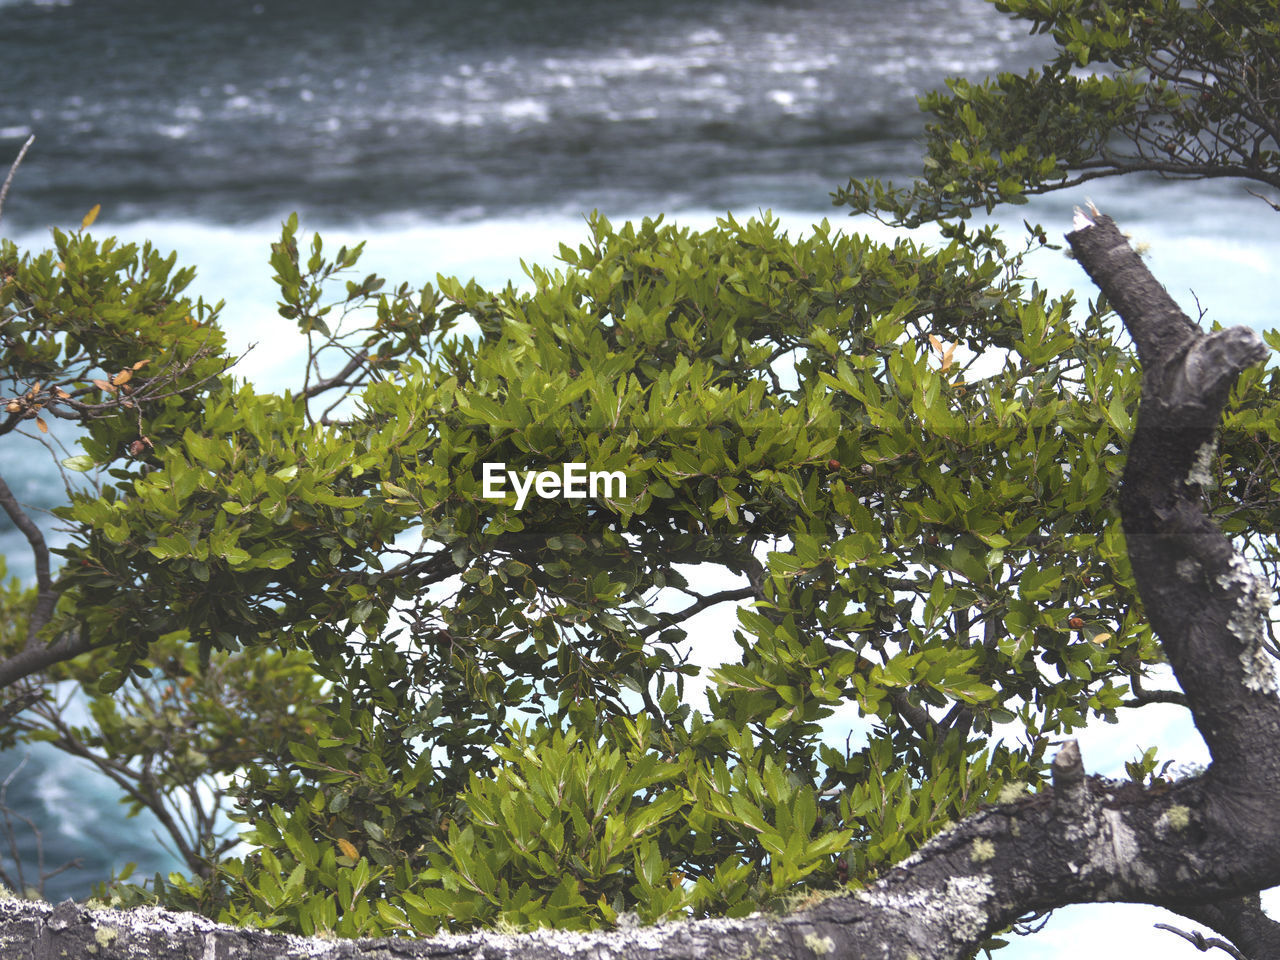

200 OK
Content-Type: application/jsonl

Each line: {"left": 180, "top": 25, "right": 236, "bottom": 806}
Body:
{"left": 0, "top": 3, "right": 1277, "bottom": 946}
{"left": 1, "top": 0, "right": 1046, "bottom": 227}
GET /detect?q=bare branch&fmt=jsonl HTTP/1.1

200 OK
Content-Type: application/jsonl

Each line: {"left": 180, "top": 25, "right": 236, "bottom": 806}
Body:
{"left": 635, "top": 586, "right": 755, "bottom": 641}
{"left": 0, "top": 135, "right": 34, "bottom": 229}
{"left": 1154, "top": 922, "right": 1248, "bottom": 960}
{"left": 0, "top": 474, "right": 57, "bottom": 644}
{"left": 0, "top": 755, "right": 82, "bottom": 899}
{"left": 1164, "top": 894, "right": 1280, "bottom": 959}
{"left": 1122, "top": 671, "right": 1190, "bottom": 708}
{"left": 0, "top": 628, "right": 101, "bottom": 692}
{"left": 301, "top": 350, "right": 370, "bottom": 400}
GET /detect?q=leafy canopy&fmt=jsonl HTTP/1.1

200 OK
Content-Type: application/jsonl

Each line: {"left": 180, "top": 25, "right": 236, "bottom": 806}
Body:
{"left": 835, "top": 0, "right": 1280, "bottom": 232}
{"left": 0, "top": 206, "right": 1242, "bottom": 938}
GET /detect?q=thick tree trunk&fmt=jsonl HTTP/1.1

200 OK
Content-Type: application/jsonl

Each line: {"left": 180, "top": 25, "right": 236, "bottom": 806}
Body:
{"left": 2, "top": 209, "right": 1278, "bottom": 959}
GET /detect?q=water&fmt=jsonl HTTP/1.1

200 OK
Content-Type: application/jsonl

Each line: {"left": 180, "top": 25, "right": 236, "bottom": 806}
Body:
{"left": 1, "top": 0, "right": 1041, "bottom": 225}
{"left": 1, "top": 0, "right": 1278, "bottom": 951}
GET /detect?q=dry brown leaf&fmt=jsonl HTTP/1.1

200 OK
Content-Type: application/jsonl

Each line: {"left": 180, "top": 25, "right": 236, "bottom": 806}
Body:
{"left": 92, "top": 379, "right": 117, "bottom": 394}
{"left": 928, "top": 334, "right": 943, "bottom": 354}
{"left": 35, "top": 417, "right": 47, "bottom": 434}
{"left": 337, "top": 838, "right": 358, "bottom": 860}
{"left": 131, "top": 358, "right": 151, "bottom": 371}
{"left": 55, "top": 388, "right": 71, "bottom": 399}
{"left": 1090, "top": 633, "right": 1113, "bottom": 646}
{"left": 111, "top": 369, "right": 132, "bottom": 386}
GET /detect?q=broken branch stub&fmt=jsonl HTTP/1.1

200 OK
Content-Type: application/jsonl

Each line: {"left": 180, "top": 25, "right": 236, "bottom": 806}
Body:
{"left": 1067, "top": 208, "right": 1280, "bottom": 863}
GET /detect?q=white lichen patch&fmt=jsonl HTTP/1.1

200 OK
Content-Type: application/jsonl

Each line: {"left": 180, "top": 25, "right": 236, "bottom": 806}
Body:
{"left": 1239, "top": 643, "right": 1278, "bottom": 695}
{"left": 1216, "top": 554, "right": 1278, "bottom": 694}
{"left": 1176, "top": 557, "right": 1201, "bottom": 583}
{"left": 1216, "top": 554, "right": 1271, "bottom": 607}
{"left": 1104, "top": 809, "right": 1141, "bottom": 869}
{"left": 1187, "top": 441, "right": 1216, "bottom": 488}
{"left": 943, "top": 876, "right": 995, "bottom": 941}
{"left": 856, "top": 875, "right": 995, "bottom": 945}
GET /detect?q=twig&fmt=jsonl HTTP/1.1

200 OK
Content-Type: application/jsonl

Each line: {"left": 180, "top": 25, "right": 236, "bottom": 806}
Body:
{"left": 0, "top": 691, "right": 41, "bottom": 726}
{"left": 0, "top": 754, "right": 81, "bottom": 898}
{"left": 1154, "top": 922, "right": 1248, "bottom": 959}
{"left": 1122, "top": 671, "right": 1190, "bottom": 708}
{"left": 1245, "top": 187, "right": 1280, "bottom": 212}
{"left": 301, "top": 350, "right": 370, "bottom": 400}
{"left": 0, "top": 756, "right": 30, "bottom": 893}
{"left": 634, "top": 586, "right": 755, "bottom": 641}
{"left": 0, "top": 135, "right": 34, "bottom": 229}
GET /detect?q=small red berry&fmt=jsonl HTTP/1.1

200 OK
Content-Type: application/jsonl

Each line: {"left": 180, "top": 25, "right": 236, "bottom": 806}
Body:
{"left": 1069, "top": 616, "right": 1085, "bottom": 629}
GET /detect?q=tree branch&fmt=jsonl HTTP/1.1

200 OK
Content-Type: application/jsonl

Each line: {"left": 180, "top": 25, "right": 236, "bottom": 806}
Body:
{"left": 635, "top": 586, "right": 755, "bottom": 641}
{"left": 1067, "top": 208, "right": 1280, "bottom": 785}
{"left": 0, "top": 629, "right": 100, "bottom": 692}
{"left": 1160, "top": 894, "right": 1280, "bottom": 959}
{"left": 0, "top": 474, "right": 57, "bottom": 644}
{"left": 1122, "top": 670, "right": 1189, "bottom": 708}
{"left": 301, "top": 350, "right": 370, "bottom": 400}
{"left": 0, "top": 134, "right": 33, "bottom": 228}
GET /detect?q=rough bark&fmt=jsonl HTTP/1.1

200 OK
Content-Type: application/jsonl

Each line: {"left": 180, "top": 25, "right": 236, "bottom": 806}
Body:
{"left": 1, "top": 209, "right": 1277, "bottom": 959}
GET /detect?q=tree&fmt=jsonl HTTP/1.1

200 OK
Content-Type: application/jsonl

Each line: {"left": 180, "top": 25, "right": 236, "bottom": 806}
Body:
{"left": 0, "top": 2, "right": 1278, "bottom": 955}
{"left": 0, "top": 146, "right": 331, "bottom": 889}
{"left": 8, "top": 200, "right": 1142, "bottom": 932}
{"left": 834, "top": 0, "right": 1280, "bottom": 233}
{"left": 1, "top": 207, "right": 1279, "bottom": 960}
{"left": 825, "top": 1, "right": 1280, "bottom": 950}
